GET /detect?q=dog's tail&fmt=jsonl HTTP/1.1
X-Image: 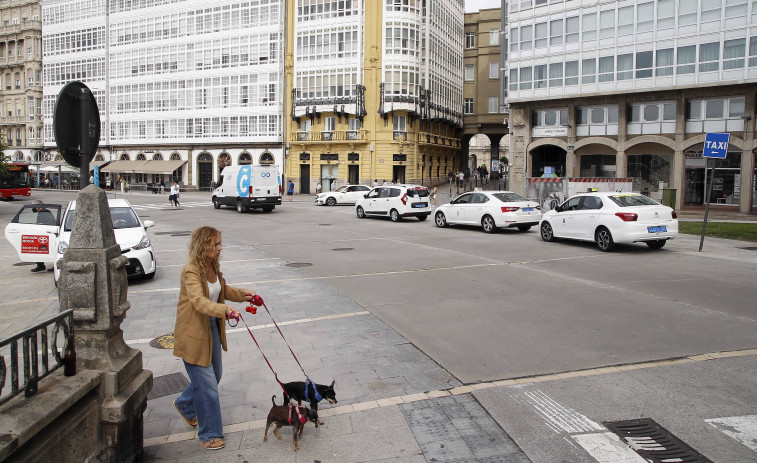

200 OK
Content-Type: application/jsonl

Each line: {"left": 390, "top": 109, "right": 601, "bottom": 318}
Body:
{"left": 274, "top": 372, "right": 284, "bottom": 386}
{"left": 271, "top": 395, "right": 277, "bottom": 406}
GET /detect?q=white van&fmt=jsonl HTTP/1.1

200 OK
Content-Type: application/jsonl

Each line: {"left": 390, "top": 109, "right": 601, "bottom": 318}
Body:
{"left": 355, "top": 184, "right": 431, "bottom": 221}
{"left": 212, "top": 165, "right": 282, "bottom": 213}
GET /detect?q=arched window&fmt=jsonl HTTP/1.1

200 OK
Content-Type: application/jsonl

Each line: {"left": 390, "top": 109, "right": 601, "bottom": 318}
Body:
{"left": 197, "top": 152, "right": 212, "bottom": 161}
{"left": 55, "top": 154, "right": 63, "bottom": 161}
{"left": 34, "top": 151, "right": 44, "bottom": 162}
{"left": 120, "top": 153, "right": 130, "bottom": 160}
{"left": 260, "top": 151, "right": 274, "bottom": 165}
{"left": 94, "top": 154, "right": 104, "bottom": 161}
{"left": 239, "top": 152, "right": 252, "bottom": 165}
{"left": 218, "top": 153, "right": 231, "bottom": 175}
{"left": 170, "top": 152, "right": 181, "bottom": 160}
{"left": 136, "top": 153, "right": 147, "bottom": 160}
{"left": 153, "top": 153, "right": 163, "bottom": 160}
{"left": 13, "top": 151, "right": 23, "bottom": 161}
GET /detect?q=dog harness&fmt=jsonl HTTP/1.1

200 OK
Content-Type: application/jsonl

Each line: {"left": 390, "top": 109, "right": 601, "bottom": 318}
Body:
{"left": 289, "top": 405, "right": 307, "bottom": 425}
{"left": 304, "top": 378, "right": 323, "bottom": 403}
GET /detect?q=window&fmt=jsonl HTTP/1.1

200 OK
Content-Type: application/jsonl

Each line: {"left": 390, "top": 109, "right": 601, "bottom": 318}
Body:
{"left": 699, "top": 42, "right": 720, "bottom": 72}
{"left": 490, "top": 29, "right": 500, "bottom": 46}
{"left": 464, "top": 98, "right": 474, "bottom": 114}
{"left": 550, "top": 19, "right": 563, "bottom": 46}
{"left": 657, "top": 0, "right": 675, "bottom": 28}
{"left": 393, "top": 114, "right": 406, "bottom": 136}
{"left": 599, "top": 10, "right": 615, "bottom": 39}
{"left": 534, "top": 65, "right": 547, "bottom": 88}
{"left": 465, "top": 32, "right": 475, "bottom": 48}
{"left": 465, "top": 64, "right": 475, "bottom": 81}
{"left": 521, "top": 25, "right": 532, "bottom": 50}
{"left": 656, "top": 48, "right": 674, "bottom": 76}
{"left": 583, "top": 13, "right": 597, "bottom": 41}
{"left": 565, "top": 61, "right": 579, "bottom": 85}
{"left": 533, "top": 109, "right": 568, "bottom": 126}
{"left": 489, "top": 62, "right": 499, "bottom": 79}
{"left": 750, "top": 37, "right": 757, "bottom": 67}
{"left": 565, "top": 17, "right": 579, "bottom": 43}
{"left": 677, "top": 45, "right": 696, "bottom": 74}
{"left": 549, "top": 63, "right": 563, "bottom": 87}
{"left": 636, "top": 51, "right": 653, "bottom": 78}
{"left": 701, "top": 0, "right": 722, "bottom": 21}
{"left": 582, "top": 58, "right": 596, "bottom": 83}
{"left": 618, "top": 6, "right": 634, "bottom": 36}
{"left": 617, "top": 54, "right": 633, "bottom": 80}
{"left": 723, "top": 38, "right": 746, "bottom": 70}
{"left": 599, "top": 56, "right": 614, "bottom": 82}
{"left": 679, "top": 0, "right": 698, "bottom": 26}
{"left": 729, "top": 98, "right": 745, "bottom": 117}
{"left": 687, "top": 98, "right": 745, "bottom": 120}
{"left": 510, "top": 68, "right": 518, "bottom": 91}
{"left": 726, "top": 0, "right": 748, "bottom": 17}
{"left": 510, "top": 28, "right": 519, "bottom": 52}
{"left": 637, "top": 2, "right": 654, "bottom": 31}
{"left": 520, "top": 66, "right": 532, "bottom": 89}
{"left": 488, "top": 97, "right": 499, "bottom": 113}
{"left": 534, "top": 22, "right": 547, "bottom": 48}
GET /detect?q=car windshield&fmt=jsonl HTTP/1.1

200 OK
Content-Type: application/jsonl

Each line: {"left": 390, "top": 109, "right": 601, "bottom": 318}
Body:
{"left": 608, "top": 194, "right": 660, "bottom": 207}
{"left": 406, "top": 187, "right": 429, "bottom": 198}
{"left": 336, "top": 186, "right": 349, "bottom": 193}
{"left": 492, "top": 192, "right": 527, "bottom": 202}
{"left": 64, "top": 206, "right": 141, "bottom": 231}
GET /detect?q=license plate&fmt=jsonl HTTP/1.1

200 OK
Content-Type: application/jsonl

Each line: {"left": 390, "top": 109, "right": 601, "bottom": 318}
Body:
{"left": 522, "top": 207, "right": 534, "bottom": 212}
{"left": 648, "top": 226, "right": 667, "bottom": 233}
{"left": 413, "top": 203, "right": 427, "bottom": 208}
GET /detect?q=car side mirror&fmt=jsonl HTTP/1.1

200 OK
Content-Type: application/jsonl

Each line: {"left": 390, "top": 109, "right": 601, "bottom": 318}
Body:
{"left": 364, "top": 194, "right": 369, "bottom": 198}
{"left": 143, "top": 220, "right": 155, "bottom": 229}
{"left": 554, "top": 205, "right": 563, "bottom": 212}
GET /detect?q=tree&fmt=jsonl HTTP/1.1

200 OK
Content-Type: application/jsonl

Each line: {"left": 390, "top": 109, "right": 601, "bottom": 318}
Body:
{"left": 0, "top": 132, "right": 9, "bottom": 177}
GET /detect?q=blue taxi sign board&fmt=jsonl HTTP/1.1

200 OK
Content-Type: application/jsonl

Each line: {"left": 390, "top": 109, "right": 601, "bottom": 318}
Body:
{"left": 703, "top": 132, "right": 730, "bottom": 159}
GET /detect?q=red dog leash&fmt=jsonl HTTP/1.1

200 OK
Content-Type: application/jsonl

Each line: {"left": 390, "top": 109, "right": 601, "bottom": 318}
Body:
{"left": 248, "top": 295, "right": 310, "bottom": 379}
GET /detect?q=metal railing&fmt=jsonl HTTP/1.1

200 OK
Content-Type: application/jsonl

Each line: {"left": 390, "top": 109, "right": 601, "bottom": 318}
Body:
{"left": 0, "top": 309, "right": 74, "bottom": 406}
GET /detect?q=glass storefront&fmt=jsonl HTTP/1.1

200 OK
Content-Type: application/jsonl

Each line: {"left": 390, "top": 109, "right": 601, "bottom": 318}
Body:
{"left": 627, "top": 154, "right": 671, "bottom": 201}
{"left": 579, "top": 154, "right": 616, "bottom": 177}
{"left": 684, "top": 145, "right": 741, "bottom": 206}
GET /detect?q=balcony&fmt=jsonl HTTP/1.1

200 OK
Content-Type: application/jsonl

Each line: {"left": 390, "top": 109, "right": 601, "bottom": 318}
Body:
{"left": 418, "top": 132, "right": 460, "bottom": 148}
{"left": 290, "top": 129, "right": 367, "bottom": 143}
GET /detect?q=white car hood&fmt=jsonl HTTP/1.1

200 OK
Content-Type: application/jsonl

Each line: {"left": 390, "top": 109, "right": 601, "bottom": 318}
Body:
{"left": 61, "top": 226, "right": 145, "bottom": 251}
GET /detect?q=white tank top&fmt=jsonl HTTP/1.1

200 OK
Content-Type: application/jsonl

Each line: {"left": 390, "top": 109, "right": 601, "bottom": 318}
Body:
{"left": 208, "top": 278, "right": 221, "bottom": 303}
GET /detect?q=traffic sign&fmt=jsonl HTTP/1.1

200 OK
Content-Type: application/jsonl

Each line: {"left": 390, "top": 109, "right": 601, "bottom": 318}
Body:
{"left": 94, "top": 165, "right": 100, "bottom": 187}
{"left": 703, "top": 133, "right": 729, "bottom": 159}
{"left": 53, "top": 81, "right": 101, "bottom": 169}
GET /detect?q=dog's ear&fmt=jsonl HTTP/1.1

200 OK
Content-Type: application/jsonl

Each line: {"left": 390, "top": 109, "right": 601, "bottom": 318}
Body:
{"left": 330, "top": 379, "right": 335, "bottom": 388}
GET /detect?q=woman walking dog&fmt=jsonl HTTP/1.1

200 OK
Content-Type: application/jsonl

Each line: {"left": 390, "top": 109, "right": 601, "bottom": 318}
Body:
{"left": 172, "top": 226, "right": 257, "bottom": 450}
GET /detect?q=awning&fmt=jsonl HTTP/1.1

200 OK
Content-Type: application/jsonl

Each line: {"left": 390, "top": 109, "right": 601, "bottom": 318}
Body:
{"left": 89, "top": 160, "right": 109, "bottom": 171}
{"left": 40, "top": 164, "right": 79, "bottom": 173}
{"left": 140, "top": 160, "right": 187, "bottom": 174}
{"left": 101, "top": 160, "right": 149, "bottom": 173}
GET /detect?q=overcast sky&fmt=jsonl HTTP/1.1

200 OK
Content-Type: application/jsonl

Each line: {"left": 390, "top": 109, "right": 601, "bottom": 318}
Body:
{"left": 465, "top": 0, "right": 501, "bottom": 12}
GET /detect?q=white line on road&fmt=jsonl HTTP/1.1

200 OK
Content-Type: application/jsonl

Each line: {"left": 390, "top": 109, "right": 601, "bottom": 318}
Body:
{"left": 573, "top": 432, "right": 647, "bottom": 463}
{"left": 520, "top": 389, "right": 605, "bottom": 434}
{"left": 705, "top": 414, "right": 757, "bottom": 452}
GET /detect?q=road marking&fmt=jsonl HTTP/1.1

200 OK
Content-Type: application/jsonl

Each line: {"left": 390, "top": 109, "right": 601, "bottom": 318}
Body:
{"left": 159, "top": 258, "right": 281, "bottom": 268}
{"left": 519, "top": 389, "right": 604, "bottom": 434}
{"left": 132, "top": 201, "right": 210, "bottom": 210}
{"left": 573, "top": 433, "right": 647, "bottom": 463}
{"left": 705, "top": 414, "right": 757, "bottom": 452}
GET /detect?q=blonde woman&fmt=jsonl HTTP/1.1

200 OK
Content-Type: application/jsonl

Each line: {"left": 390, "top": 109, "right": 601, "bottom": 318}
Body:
{"left": 172, "top": 226, "right": 255, "bottom": 450}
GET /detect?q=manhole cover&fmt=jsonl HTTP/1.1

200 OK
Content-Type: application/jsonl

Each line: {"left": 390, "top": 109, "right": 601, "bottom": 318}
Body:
{"left": 286, "top": 262, "right": 312, "bottom": 268}
{"left": 13, "top": 262, "right": 35, "bottom": 266}
{"left": 148, "top": 372, "right": 189, "bottom": 400}
{"left": 604, "top": 418, "right": 712, "bottom": 462}
{"left": 154, "top": 231, "right": 191, "bottom": 235}
{"left": 332, "top": 248, "right": 354, "bottom": 251}
{"left": 737, "top": 246, "right": 757, "bottom": 251}
{"left": 149, "top": 333, "right": 174, "bottom": 349}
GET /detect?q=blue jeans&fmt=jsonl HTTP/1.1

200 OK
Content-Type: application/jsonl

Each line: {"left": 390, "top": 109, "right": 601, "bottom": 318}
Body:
{"left": 175, "top": 317, "right": 224, "bottom": 441}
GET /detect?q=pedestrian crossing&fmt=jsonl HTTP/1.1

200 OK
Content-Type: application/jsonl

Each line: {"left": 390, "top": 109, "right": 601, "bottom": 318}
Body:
{"left": 131, "top": 201, "right": 211, "bottom": 211}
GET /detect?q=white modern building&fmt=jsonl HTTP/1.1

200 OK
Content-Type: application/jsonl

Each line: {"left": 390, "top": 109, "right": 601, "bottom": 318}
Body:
{"left": 41, "top": 0, "right": 285, "bottom": 190}
{"left": 504, "top": 0, "right": 757, "bottom": 213}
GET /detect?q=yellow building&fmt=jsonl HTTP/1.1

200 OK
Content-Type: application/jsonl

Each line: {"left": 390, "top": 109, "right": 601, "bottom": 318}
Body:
{"left": 284, "top": 0, "right": 464, "bottom": 194}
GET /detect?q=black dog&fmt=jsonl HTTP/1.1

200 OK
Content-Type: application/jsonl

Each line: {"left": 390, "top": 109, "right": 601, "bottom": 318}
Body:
{"left": 276, "top": 373, "right": 337, "bottom": 425}
{"left": 264, "top": 395, "right": 319, "bottom": 451}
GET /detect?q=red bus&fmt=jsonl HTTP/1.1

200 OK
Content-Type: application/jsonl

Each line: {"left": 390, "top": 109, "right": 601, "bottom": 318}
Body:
{"left": 0, "top": 163, "right": 32, "bottom": 199}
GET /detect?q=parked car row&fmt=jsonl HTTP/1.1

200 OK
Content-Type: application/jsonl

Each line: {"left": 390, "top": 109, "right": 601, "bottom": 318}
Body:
{"left": 317, "top": 184, "right": 679, "bottom": 252}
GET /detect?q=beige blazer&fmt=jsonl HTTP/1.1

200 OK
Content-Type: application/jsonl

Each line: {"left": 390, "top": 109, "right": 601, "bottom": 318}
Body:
{"left": 173, "top": 261, "right": 247, "bottom": 367}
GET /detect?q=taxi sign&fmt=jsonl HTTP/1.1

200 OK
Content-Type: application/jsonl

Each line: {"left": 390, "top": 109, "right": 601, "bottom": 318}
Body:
{"left": 703, "top": 133, "right": 729, "bottom": 159}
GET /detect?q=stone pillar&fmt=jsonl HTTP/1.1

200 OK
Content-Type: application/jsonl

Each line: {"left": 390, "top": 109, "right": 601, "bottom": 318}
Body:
{"left": 58, "top": 185, "right": 152, "bottom": 463}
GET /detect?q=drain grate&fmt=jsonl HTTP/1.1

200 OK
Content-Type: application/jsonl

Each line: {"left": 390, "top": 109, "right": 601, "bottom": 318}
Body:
{"left": 154, "top": 231, "right": 191, "bottom": 236}
{"left": 737, "top": 246, "right": 757, "bottom": 251}
{"left": 604, "top": 418, "right": 713, "bottom": 462}
{"left": 148, "top": 372, "right": 189, "bottom": 400}
{"left": 332, "top": 247, "right": 354, "bottom": 251}
{"left": 286, "top": 262, "right": 312, "bottom": 268}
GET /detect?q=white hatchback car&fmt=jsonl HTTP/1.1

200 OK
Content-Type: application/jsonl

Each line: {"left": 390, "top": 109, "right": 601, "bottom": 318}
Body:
{"left": 539, "top": 192, "right": 678, "bottom": 251}
{"left": 355, "top": 185, "right": 431, "bottom": 221}
{"left": 54, "top": 198, "right": 157, "bottom": 281}
{"left": 315, "top": 184, "right": 371, "bottom": 206}
{"left": 434, "top": 191, "right": 541, "bottom": 233}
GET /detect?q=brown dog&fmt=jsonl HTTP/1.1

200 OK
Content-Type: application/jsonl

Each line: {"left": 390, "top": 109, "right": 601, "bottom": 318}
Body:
{"left": 264, "top": 395, "right": 319, "bottom": 451}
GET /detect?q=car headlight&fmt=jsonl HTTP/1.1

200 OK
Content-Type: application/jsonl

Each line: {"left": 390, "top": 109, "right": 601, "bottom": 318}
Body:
{"left": 57, "top": 240, "right": 68, "bottom": 254}
{"left": 133, "top": 235, "right": 151, "bottom": 250}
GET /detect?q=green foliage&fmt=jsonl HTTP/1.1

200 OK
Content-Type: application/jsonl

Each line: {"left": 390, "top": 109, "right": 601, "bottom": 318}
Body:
{"left": 0, "top": 132, "right": 8, "bottom": 176}
{"left": 678, "top": 221, "right": 757, "bottom": 243}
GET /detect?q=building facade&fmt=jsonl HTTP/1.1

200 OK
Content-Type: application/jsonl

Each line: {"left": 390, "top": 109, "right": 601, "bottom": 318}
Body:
{"left": 505, "top": 0, "right": 757, "bottom": 213}
{"left": 462, "top": 7, "right": 507, "bottom": 177}
{"left": 284, "top": 0, "right": 464, "bottom": 194}
{"left": 41, "top": 0, "right": 285, "bottom": 189}
{"left": 1, "top": 0, "right": 43, "bottom": 164}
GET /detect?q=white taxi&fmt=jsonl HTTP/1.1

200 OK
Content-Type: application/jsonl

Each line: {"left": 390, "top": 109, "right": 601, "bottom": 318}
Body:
{"left": 434, "top": 191, "right": 541, "bottom": 233}
{"left": 355, "top": 185, "right": 431, "bottom": 221}
{"left": 315, "top": 184, "right": 371, "bottom": 206}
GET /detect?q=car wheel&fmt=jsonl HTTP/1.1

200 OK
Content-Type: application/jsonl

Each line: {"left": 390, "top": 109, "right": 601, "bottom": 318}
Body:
{"left": 596, "top": 227, "right": 616, "bottom": 252}
{"left": 435, "top": 212, "right": 448, "bottom": 227}
{"left": 356, "top": 206, "right": 366, "bottom": 218}
{"left": 236, "top": 199, "right": 247, "bottom": 213}
{"left": 540, "top": 222, "right": 556, "bottom": 242}
{"left": 517, "top": 225, "right": 532, "bottom": 232}
{"left": 417, "top": 214, "right": 428, "bottom": 221}
{"left": 481, "top": 215, "right": 496, "bottom": 233}
{"left": 646, "top": 239, "right": 667, "bottom": 249}
{"left": 326, "top": 197, "right": 336, "bottom": 206}
{"left": 390, "top": 209, "right": 401, "bottom": 222}
{"left": 212, "top": 197, "right": 220, "bottom": 209}
{"left": 144, "top": 271, "right": 156, "bottom": 279}
{"left": 262, "top": 206, "right": 274, "bottom": 212}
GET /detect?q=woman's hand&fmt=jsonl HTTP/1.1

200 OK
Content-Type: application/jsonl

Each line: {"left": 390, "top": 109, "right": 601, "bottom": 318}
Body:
{"left": 243, "top": 290, "right": 256, "bottom": 302}
{"left": 225, "top": 305, "right": 241, "bottom": 320}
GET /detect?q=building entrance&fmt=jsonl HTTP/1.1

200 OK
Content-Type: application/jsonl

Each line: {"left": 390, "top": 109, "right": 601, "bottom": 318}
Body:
{"left": 197, "top": 153, "right": 212, "bottom": 190}
{"left": 531, "top": 145, "right": 566, "bottom": 177}
{"left": 321, "top": 165, "right": 338, "bottom": 191}
{"left": 300, "top": 164, "right": 310, "bottom": 194}
{"left": 684, "top": 146, "right": 741, "bottom": 206}
{"left": 392, "top": 165, "right": 406, "bottom": 184}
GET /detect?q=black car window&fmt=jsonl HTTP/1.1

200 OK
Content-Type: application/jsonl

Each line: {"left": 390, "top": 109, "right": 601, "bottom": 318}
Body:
{"left": 389, "top": 188, "right": 401, "bottom": 197}
{"left": 379, "top": 188, "right": 392, "bottom": 198}
{"left": 13, "top": 205, "right": 60, "bottom": 225}
{"left": 357, "top": 186, "right": 369, "bottom": 191}
{"left": 581, "top": 196, "right": 603, "bottom": 210}
{"left": 64, "top": 206, "right": 139, "bottom": 231}
{"left": 471, "top": 194, "right": 489, "bottom": 204}
{"left": 455, "top": 194, "right": 472, "bottom": 204}
{"left": 367, "top": 189, "right": 381, "bottom": 198}
{"left": 563, "top": 197, "right": 582, "bottom": 211}
{"left": 492, "top": 192, "right": 527, "bottom": 202}
{"left": 406, "top": 187, "right": 430, "bottom": 198}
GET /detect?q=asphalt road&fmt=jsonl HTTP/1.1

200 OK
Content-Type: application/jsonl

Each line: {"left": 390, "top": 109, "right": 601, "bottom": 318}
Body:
{"left": 2, "top": 188, "right": 756, "bottom": 462}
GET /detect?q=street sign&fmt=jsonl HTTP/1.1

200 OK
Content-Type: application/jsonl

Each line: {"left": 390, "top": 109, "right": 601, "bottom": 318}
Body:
{"left": 53, "top": 81, "right": 100, "bottom": 188}
{"left": 94, "top": 165, "right": 100, "bottom": 187}
{"left": 703, "top": 133, "right": 729, "bottom": 159}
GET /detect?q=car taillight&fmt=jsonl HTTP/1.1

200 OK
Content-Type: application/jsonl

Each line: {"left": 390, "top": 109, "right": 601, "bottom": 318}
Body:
{"left": 401, "top": 194, "right": 407, "bottom": 205}
{"left": 615, "top": 212, "right": 638, "bottom": 221}
{"left": 279, "top": 185, "right": 282, "bottom": 195}
{"left": 671, "top": 210, "right": 677, "bottom": 219}
{"left": 535, "top": 206, "right": 541, "bottom": 210}
{"left": 501, "top": 207, "right": 519, "bottom": 212}
{"left": 249, "top": 186, "right": 252, "bottom": 195}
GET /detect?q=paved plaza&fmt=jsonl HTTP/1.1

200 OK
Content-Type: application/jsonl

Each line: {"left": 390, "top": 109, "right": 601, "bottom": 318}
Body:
{"left": 1, "top": 188, "right": 756, "bottom": 462}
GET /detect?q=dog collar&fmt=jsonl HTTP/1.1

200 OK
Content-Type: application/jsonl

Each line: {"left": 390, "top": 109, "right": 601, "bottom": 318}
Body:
{"left": 304, "top": 378, "right": 323, "bottom": 403}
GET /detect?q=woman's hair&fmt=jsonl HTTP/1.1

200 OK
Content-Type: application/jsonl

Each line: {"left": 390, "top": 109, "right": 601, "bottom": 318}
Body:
{"left": 188, "top": 226, "right": 220, "bottom": 276}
